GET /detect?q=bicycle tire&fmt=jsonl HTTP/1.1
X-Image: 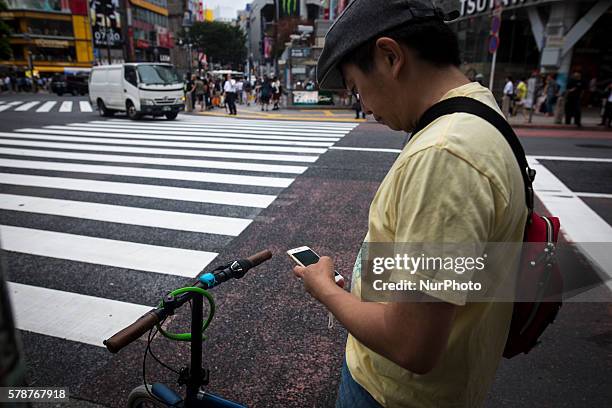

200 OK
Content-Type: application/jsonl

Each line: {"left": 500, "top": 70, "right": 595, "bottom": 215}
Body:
{"left": 127, "top": 385, "right": 177, "bottom": 408}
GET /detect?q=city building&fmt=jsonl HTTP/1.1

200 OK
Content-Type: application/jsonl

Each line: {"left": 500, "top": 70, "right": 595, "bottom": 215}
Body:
{"left": 438, "top": 0, "right": 612, "bottom": 96}
{"left": 127, "top": 0, "right": 173, "bottom": 63}
{"left": 245, "top": 0, "right": 322, "bottom": 77}
{"left": 0, "top": 0, "right": 94, "bottom": 75}
{"left": 167, "top": 0, "right": 213, "bottom": 75}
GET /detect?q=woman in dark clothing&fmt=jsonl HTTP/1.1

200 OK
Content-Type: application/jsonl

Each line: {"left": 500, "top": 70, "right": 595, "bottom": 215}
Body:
{"left": 260, "top": 78, "right": 272, "bottom": 112}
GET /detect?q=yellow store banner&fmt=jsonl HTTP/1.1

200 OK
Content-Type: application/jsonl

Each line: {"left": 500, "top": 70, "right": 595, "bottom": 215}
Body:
{"left": 130, "top": 0, "right": 168, "bottom": 16}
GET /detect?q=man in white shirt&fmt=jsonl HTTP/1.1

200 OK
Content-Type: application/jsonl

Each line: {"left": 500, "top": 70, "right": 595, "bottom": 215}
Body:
{"left": 223, "top": 74, "right": 237, "bottom": 115}
{"left": 502, "top": 76, "right": 514, "bottom": 118}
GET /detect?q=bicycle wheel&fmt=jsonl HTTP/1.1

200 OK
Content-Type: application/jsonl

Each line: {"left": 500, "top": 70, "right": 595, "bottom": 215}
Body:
{"left": 127, "top": 385, "right": 179, "bottom": 408}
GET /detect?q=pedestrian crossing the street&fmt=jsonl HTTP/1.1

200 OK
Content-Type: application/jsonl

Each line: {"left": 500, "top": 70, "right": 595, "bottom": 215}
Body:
{"left": 0, "top": 117, "right": 357, "bottom": 347}
{"left": 0, "top": 99, "right": 94, "bottom": 113}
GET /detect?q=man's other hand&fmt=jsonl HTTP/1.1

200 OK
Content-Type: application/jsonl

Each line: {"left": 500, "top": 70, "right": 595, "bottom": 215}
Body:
{"left": 293, "top": 256, "right": 337, "bottom": 300}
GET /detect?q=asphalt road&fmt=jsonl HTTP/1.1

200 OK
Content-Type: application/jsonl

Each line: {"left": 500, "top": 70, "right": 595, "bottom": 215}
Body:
{"left": 0, "top": 92, "right": 610, "bottom": 407}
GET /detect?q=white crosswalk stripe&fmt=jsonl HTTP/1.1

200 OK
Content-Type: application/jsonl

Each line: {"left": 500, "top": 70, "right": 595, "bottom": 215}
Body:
{"left": 7, "top": 130, "right": 329, "bottom": 153}
{"left": 0, "top": 99, "right": 96, "bottom": 113}
{"left": 36, "top": 101, "right": 57, "bottom": 112}
{"left": 63, "top": 123, "right": 343, "bottom": 140}
{"left": 1, "top": 225, "right": 219, "bottom": 277}
{"left": 79, "top": 101, "right": 93, "bottom": 112}
{"left": 15, "top": 101, "right": 40, "bottom": 111}
{"left": 59, "top": 101, "right": 72, "bottom": 112}
{"left": 0, "top": 116, "right": 358, "bottom": 347}
{"left": 0, "top": 173, "right": 277, "bottom": 207}
{"left": 0, "top": 101, "right": 22, "bottom": 112}
{"left": 0, "top": 194, "right": 251, "bottom": 236}
{"left": 0, "top": 158, "right": 294, "bottom": 187}
{"left": 8, "top": 282, "right": 153, "bottom": 348}
{"left": 38, "top": 126, "right": 337, "bottom": 146}
{"left": 0, "top": 147, "right": 309, "bottom": 174}
{"left": 0, "top": 137, "right": 320, "bottom": 162}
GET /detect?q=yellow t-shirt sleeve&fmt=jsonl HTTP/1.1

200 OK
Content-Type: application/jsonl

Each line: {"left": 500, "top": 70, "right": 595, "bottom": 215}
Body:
{"left": 392, "top": 146, "right": 495, "bottom": 305}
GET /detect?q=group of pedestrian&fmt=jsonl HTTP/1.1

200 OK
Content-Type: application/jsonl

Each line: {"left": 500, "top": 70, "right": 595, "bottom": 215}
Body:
{"left": 253, "top": 76, "right": 282, "bottom": 112}
{"left": 1, "top": 73, "right": 50, "bottom": 93}
{"left": 500, "top": 71, "right": 611, "bottom": 128}
{"left": 184, "top": 73, "right": 239, "bottom": 114}
{"left": 184, "top": 73, "right": 284, "bottom": 115}
{"left": 502, "top": 75, "right": 531, "bottom": 121}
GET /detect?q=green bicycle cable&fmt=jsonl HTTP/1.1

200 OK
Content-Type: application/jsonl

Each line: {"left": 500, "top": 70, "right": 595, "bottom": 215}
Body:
{"left": 156, "top": 287, "right": 215, "bottom": 342}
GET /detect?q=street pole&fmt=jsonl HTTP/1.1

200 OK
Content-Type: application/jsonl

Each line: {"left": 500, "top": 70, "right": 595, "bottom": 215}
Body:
{"left": 183, "top": 11, "right": 193, "bottom": 75}
{"left": 104, "top": 0, "right": 112, "bottom": 64}
{"left": 489, "top": 1, "right": 502, "bottom": 91}
{"left": 489, "top": 49, "right": 497, "bottom": 90}
{"left": 274, "top": 0, "right": 280, "bottom": 77}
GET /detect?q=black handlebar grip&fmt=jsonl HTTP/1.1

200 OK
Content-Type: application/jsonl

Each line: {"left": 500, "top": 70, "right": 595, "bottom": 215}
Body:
{"left": 246, "top": 250, "right": 272, "bottom": 267}
{"left": 103, "top": 310, "right": 160, "bottom": 353}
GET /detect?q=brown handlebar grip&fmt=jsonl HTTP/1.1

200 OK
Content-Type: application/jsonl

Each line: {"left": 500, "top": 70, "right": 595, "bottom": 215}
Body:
{"left": 246, "top": 250, "right": 272, "bottom": 267}
{"left": 103, "top": 310, "right": 160, "bottom": 353}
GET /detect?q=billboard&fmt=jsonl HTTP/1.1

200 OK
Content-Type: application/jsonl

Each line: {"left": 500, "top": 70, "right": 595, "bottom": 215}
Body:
{"left": 90, "top": 0, "right": 123, "bottom": 48}
{"left": 278, "top": 0, "right": 300, "bottom": 17}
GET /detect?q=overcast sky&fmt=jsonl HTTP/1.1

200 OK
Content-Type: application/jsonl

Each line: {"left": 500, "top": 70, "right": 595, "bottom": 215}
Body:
{"left": 204, "top": 1, "right": 250, "bottom": 19}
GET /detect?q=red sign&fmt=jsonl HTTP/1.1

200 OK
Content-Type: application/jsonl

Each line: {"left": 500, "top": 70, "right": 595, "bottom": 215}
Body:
{"left": 263, "top": 37, "right": 272, "bottom": 59}
{"left": 156, "top": 27, "right": 172, "bottom": 48}
{"left": 489, "top": 1, "right": 502, "bottom": 54}
{"left": 68, "top": 0, "right": 87, "bottom": 15}
{"left": 137, "top": 39, "right": 150, "bottom": 49}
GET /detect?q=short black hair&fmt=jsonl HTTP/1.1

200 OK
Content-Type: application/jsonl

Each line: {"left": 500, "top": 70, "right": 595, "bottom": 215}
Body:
{"left": 341, "top": 18, "right": 461, "bottom": 74}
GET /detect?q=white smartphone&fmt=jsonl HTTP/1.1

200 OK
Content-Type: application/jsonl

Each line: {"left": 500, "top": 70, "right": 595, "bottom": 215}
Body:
{"left": 287, "top": 246, "right": 345, "bottom": 287}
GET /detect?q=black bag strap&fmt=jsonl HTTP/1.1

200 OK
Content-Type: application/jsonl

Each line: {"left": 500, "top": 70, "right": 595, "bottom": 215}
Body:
{"left": 411, "top": 96, "right": 535, "bottom": 211}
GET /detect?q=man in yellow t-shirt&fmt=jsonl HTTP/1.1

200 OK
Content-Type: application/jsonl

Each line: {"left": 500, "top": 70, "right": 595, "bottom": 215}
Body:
{"left": 513, "top": 78, "right": 529, "bottom": 120}
{"left": 292, "top": 1, "right": 527, "bottom": 407}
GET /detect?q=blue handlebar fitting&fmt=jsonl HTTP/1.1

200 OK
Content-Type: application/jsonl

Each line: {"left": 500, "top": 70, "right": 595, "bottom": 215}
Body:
{"left": 199, "top": 273, "right": 216, "bottom": 288}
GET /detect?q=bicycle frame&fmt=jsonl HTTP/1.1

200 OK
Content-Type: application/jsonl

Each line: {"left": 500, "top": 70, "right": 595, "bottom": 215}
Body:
{"left": 107, "top": 250, "right": 272, "bottom": 408}
{"left": 147, "top": 292, "right": 246, "bottom": 408}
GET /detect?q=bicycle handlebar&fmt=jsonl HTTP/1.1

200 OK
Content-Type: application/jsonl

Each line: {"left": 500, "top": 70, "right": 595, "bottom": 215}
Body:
{"left": 246, "top": 249, "right": 273, "bottom": 267}
{"left": 103, "top": 250, "right": 272, "bottom": 353}
{"left": 103, "top": 309, "right": 163, "bottom": 353}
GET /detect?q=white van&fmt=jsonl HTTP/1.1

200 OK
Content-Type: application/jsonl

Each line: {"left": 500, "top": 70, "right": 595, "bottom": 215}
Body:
{"left": 88, "top": 63, "right": 185, "bottom": 120}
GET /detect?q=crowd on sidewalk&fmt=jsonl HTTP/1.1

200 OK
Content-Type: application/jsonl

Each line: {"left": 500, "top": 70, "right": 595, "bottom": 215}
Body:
{"left": 499, "top": 71, "right": 612, "bottom": 129}
{"left": 184, "top": 73, "right": 284, "bottom": 115}
{"left": 0, "top": 73, "right": 52, "bottom": 93}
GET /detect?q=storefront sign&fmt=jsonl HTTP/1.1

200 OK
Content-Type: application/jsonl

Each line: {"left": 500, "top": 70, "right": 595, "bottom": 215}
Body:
{"left": 156, "top": 26, "right": 172, "bottom": 48}
{"left": 293, "top": 91, "right": 319, "bottom": 105}
{"left": 318, "top": 91, "right": 334, "bottom": 105}
{"left": 136, "top": 39, "right": 150, "bottom": 49}
{"left": 291, "top": 66, "right": 306, "bottom": 74}
{"left": 458, "top": 0, "right": 540, "bottom": 17}
{"left": 34, "top": 39, "right": 70, "bottom": 48}
{"left": 90, "top": 0, "right": 123, "bottom": 47}
{"left": 291, "top": 48, "right": 310, "bottom": 58}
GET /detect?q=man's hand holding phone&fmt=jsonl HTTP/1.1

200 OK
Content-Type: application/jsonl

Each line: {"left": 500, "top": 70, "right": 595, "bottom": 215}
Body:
{"left": 292, "top": 256, "right": 344, "bottom": 301}
{"left": 288, "top": 246, "right": 345, "bottom": 300}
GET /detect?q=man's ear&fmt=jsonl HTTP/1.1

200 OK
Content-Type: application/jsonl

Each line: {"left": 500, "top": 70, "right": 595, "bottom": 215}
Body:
{"left": 375, "top": 37, "right": 405, "bottom": 80}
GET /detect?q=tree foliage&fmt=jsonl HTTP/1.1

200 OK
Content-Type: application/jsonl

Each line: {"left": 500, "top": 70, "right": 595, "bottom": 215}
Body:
{"left": 0, "top": 0, "right": 13, "bottom": 60}
{"left": 184, "top": 21, "right": 247, "bottom": 70}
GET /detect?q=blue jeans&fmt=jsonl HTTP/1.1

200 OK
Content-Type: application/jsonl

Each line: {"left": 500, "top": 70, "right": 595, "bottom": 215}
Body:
{"left": 336, "top": 359, "right": 383, "bottom": 408}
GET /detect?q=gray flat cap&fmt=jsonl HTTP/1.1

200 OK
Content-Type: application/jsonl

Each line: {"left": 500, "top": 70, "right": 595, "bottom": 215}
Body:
{"left": 316, "top": 0, "right": 459, "bottom": 90}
